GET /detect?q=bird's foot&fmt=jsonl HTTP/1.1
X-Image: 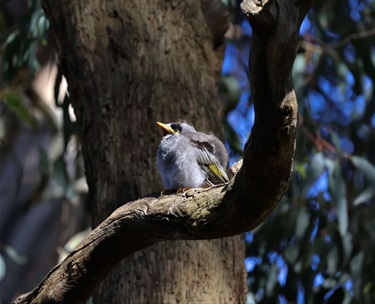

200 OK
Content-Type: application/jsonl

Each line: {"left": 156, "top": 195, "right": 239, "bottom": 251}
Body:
{"left": 160, "top": 189, "right": 176, "bottom": 195}
{"left": 160, "top": 185, "right": 224, "bottom": 197}
{"left": 177, "top": 187, "right": 211, "bottom": 197}
{"left": 205, "top": 179, "right": 229, "bottom": 188}
{"left": 176, "top": 187, "right": 192, "bottom": 194}
{"left": 160, "top": 188, "right": 203, "bottom": 196}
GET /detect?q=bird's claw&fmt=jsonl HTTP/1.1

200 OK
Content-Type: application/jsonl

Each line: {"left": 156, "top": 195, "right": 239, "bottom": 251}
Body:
{"left": 160, "top": 189, "right": 176, "bottom": 195}
{"left": 160, "top": 184, "right": 226, "bottom": 198}
{"left": 177, "top": 187, "right": 211, "bottom": 197}
{"left": 176, "top": 187, "right": 191, "bottom": 194}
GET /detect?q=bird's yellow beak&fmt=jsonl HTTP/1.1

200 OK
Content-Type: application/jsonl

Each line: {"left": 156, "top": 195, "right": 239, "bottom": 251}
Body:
{"left": 157, "top": 122, "right": 175, "bottom": 135}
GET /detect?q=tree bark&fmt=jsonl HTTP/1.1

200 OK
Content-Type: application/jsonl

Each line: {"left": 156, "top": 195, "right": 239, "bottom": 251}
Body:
{"left": 14, "top": 0, "right": 315, "bottom": 303}
{"left": 33, "top": 0, "right": 246, "bottom": 303}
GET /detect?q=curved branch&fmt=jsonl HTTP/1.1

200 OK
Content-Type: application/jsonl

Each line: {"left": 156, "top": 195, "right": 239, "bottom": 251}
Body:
{"left": 14, "top": 0, "right": 315, "bottom": 303}
{"left": 15, "top": 173, "right": 251, "bottom": 304}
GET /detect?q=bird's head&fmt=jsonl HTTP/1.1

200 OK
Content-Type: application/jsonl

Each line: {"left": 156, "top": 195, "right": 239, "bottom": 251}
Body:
{"left": 157, "top": 121, "right": 196, "bottom": 136}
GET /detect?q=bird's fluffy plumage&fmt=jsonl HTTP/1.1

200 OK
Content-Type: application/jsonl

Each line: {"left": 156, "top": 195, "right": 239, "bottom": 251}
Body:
{"left": 157, "top": 122, "right": 229, "bottom": 189}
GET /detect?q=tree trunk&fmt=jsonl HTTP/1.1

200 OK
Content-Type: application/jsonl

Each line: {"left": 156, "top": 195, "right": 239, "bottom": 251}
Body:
{"left": 14, "top": 0, "right": 315, "bottom": 302}
{"left": 42, "top": 0, "right": 246, "bottom": 303}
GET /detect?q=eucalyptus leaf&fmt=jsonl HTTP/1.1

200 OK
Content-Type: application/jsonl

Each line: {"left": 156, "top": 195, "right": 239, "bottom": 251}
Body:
{"left": 351, "top": 156, "right": 375, "bottom": 180}
{"left": 283, "top": 245, "right": 299, "bottom": 265}
{"left": 350, "top": 156, "right": 375, "bottom": 205}
{"left": 293, "top": 261, "right": 302, "bottom": 274}
{"left": 350, "top": 251, "right": 364, "bottom": 297}
{"left": 86, "top": 297, "right": 93, "bottom": 304}
{"left": 301, "top": 152, "right": 326, "bottom": 197}
{"left": 322, "top": 278, "right": 338, "bottom": 289}
{"left": 341, "top": 233, "right": 352, "bottom": 265}
{"left": 295, "top": 162, "right": 307, "bottom": 179}
{"left": 329, "top": 161, "right": 348, "bottom": 235}
{"left": 330, "top": 131, "right": 342, "bottom": 152}
{"left": 265, "top": 263, "right": 278, "bottom": 297}
{"left": 353, "top": 188, "right": 374, "bottom": 206}
{"left": 295, "top": 207, "right": 309, "bottom": 239}
{"left": 350, "top": 252, "right": 364, "bottom": 274}
{"left": 219, "top": 76, "right": 241, "bottom": 114}
{"left": 5, "top": 31, "right": 18, "bottom": 45}
{"left": 327, "top": 247, "right": 339, "bottom": 275}
{"left": 3, "top": 246, "right": 27, "bottom": 265}
{"left": 292, "top": 54, "right": 307, "bottom": 96}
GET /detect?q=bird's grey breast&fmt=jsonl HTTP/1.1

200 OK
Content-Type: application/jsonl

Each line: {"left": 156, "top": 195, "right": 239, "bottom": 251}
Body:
{"left": 157, "top": 135, "right": 178, "bottom": 168}
{"left": 157, "top": 135, "right": 180, "bottom": 188}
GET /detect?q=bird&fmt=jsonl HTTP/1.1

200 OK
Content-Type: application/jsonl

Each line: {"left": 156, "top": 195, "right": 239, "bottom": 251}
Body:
{"left": 156, "top": 121, "right": 230, "bottom": 190}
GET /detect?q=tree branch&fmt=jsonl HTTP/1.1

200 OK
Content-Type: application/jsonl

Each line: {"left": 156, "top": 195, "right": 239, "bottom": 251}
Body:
{"left": 14, "top": 0, "right": 315, "bottom": 303}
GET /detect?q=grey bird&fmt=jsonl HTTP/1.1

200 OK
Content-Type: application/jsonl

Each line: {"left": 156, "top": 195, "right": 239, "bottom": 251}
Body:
{"left": 156, "top": 121, "right": 230, "bottom": 190}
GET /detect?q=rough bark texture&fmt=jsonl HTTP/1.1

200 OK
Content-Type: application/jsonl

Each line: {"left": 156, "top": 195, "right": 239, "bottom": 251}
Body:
{"left": 14, "top": 0, "right": 315, "bottom": 303}
{"left": 34, "top": 0, "right": 246, "bottom": 303}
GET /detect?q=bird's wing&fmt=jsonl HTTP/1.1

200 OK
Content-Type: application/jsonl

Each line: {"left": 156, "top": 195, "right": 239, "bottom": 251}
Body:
{"left": 188, "top": 133, "right": 229, "bottom": 185}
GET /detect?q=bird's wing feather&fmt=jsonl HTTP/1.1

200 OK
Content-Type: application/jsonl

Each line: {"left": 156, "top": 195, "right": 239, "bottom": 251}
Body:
{"left": 187, "top": 133, "right": 229, "bottom": 184}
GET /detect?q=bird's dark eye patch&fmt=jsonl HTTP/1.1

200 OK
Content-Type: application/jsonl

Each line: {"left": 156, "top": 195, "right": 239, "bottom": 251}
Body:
{"left": 171, "top": 123, "right": 182, "bottom": 132}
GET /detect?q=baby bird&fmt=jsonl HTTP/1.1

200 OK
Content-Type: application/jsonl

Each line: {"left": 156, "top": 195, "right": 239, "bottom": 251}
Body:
{"left": 156, "top": 121, "right": 229, "bottom": 190}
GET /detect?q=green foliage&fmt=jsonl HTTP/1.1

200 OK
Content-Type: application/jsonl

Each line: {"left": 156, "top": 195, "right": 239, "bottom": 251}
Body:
{"left": 0, "top": 3, "right": 86, "bottom": 301}
{"left": 226, "top": 0, "right": 375, "bottom": 303}
{"left": 3, "top": 91, "right": 37, "bottom": 126}
{"left": 0, "top": 245, "right": 27, "bottom": 282}
{"left": 0, "top": 0, "right": 48, "bottom": 84}
{"left": 1, "top": 0, "right": 79, "bottom": 205}
{"left": 247, "top": 174, "right": 374, "bottom": 303}
{"left": 351, "top": 156, "right": 375, "bottom": 205}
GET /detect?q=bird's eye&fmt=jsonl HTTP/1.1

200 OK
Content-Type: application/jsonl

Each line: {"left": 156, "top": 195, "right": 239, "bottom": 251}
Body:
{"left": 171, "top": 124, "right": 181, "bottom": 133}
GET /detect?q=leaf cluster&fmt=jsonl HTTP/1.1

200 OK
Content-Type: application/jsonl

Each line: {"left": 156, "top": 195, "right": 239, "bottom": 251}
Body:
{"left": 222, "top": 0, "right": 375, "bottom": 302}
